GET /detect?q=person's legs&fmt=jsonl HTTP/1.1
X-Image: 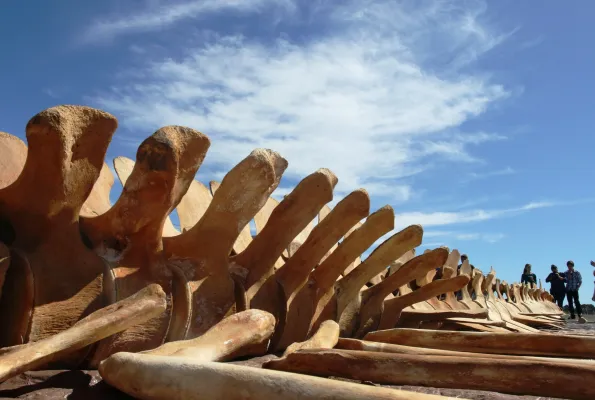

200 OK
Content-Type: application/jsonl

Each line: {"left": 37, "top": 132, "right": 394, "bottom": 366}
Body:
{"left": 555, "top": 292, "right": 564, "bottom": 308}
{"left": 573, "top": 290, "right": 582, "bottom": 317}
{"left": 567, "top": 291, "right": 575, "bottom": 318}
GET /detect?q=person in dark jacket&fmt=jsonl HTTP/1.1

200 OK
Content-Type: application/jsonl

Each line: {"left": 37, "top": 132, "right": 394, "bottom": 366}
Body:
{"left": 521, "top": 264, "right": 537, "bottom": 287}
{"left": 545, "top": 264, "right": 566, "bottom": 308}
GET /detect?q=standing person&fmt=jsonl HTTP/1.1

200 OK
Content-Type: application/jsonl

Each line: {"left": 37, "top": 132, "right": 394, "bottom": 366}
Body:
{"left": 565, "top": 260, "right": 582, "bottom": 320}
{"left": 521, "top": 264, "right": 537, "bottom": 287}
{"left": 590, "top": 260, "right": 595, "bottom": 302}
{"left": 545, "top": 264, "right": 566, "bottom": 308}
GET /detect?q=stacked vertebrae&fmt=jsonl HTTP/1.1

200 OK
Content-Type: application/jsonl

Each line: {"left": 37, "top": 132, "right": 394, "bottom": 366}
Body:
{"left": 1, "top": 106, "right": 591, "bottom": 400}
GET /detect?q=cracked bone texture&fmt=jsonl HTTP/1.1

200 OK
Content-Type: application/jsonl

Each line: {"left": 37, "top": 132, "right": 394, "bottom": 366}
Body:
{"left": 0, "top": 104, "right": 578, "bottom": 400}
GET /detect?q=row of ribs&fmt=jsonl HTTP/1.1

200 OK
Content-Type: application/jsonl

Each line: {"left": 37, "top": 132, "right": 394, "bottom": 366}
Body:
{"left": 0, "top": 105, "right": 592, "bottom": 400}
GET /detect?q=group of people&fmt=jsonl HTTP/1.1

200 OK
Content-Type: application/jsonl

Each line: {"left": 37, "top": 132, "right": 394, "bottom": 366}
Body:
{"left": 522, "top": 261, "right": 590, "bottom": 320}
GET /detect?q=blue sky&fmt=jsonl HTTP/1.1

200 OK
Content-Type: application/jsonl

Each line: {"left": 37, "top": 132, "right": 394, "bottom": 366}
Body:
{"left": 1, "top": 0, "right": 594, "bottom": 302}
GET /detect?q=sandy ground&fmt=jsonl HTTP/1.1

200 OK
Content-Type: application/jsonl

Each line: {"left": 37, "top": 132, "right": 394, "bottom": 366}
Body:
{"left": 0, "top": 320, "right": 592, "bottom": 400}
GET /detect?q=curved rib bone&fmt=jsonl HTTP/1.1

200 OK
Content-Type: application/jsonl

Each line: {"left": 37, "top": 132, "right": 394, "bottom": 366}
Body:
{"left": 210, "top": 181, "right": 253, "bottom": 255}
{"left": 334, "top": 225, "right": 424, "bottom": 336}
{"left": 307, "top": 206, "right": 395, "bottom": 334}
{"left": 273, "top": 189, "right": 370, "bottom": 351}
{"left": 231, "top": 169, "right": 336, "bottom": 323}
{"left": 355, "top": 248, "right": 450, "bottom": 337}
{"left": 0, "top": 284, "right": 166, "bottom": 383}
{"left": 164, "top": 149, "right": 287, "bottom": 339}
{"left": 377, "top": 275, "right": 470, "bottom": 332}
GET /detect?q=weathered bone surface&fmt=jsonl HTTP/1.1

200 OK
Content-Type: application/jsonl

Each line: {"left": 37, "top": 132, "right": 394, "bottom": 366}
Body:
{"left": 0, "top": 105, "right": 574, "bottom": 399}
{"left": 264, "top": 349, "right": 595, "bottom": 400}
{"left": 336, "top": 338, "right": 595, "bottom": 366}
{"left": 0, "top": 131, "right": 27, "bottom": 189}
{"left": 100, "top": 352, "right": 453, "bottom": 400}
{"left": 0, "top": 106, "right": 118, "bottom": 352}
{"left": 364, "top": 328, "right": 595, "bottom": 358}
{"left": 283, "top": 320, "right": 340, "bottom": 356}
{"left": 142, "top": 309, "right": 276, "bottom": 361}
{"left": 0, "top": 284, "right": 166, "bottom": 383}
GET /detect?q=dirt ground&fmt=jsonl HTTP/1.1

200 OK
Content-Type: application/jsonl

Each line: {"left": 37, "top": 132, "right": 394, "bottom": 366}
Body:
{"left": 0, "top": 320, "right": 592, "bottom": 400}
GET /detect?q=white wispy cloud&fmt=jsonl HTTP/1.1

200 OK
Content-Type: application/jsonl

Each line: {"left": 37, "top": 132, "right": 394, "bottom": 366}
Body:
{"left": 425, "top": 230, "right": 506, "bottom": 243}
{"left": 88, "top": 0, "right": 511, "bottom": 202}
{"left": 465, "top": 166, "right": 515, "bottom": 181}
{"left": 82, "top": 0, "right": 295, "bottom": 43}
{"left": 395, "top": 200, "right": 558, "bottom": 229}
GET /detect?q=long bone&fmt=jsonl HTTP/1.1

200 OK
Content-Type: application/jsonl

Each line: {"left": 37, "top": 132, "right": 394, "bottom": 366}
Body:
{"left": 412, "top": 263, "right": 505, "bottom": 332}
{"left": 390, "top": 258, "right": 488, "bottom": 329}
{"left": 293, "top": 206, "right": 395, "bottom": 340}
{"left": 163, "top": 149, "right": 287, "bottom": 339}
{"left": 80, "top": 126, "right": 211, "bottom": 364}
{"left": 0, "top": 284, "right": 167, "bottom": 383}
{"left": 336, "top": 338, "right": 595, "bottom": 366}
{"left": 264, "top": 348, "right": 595, "bottom": 400}
{"left": 353, "top": 248, "right": 450, "bottom": 337}
{"left": 485, "top": 270, "right": 557, "bottom": 331}
{"left": 210, "top": 181, "right": 253, "bottom": 255}
{"left": 458, "top": 268, "right": 516, "bottom": 332}
{"left": 500, "top": 281, "right": 562, "bottom": 328}
{"left": 377, "top": 275, "right": 471, "bottom": 332}
{"left": 317, "top": 204, "right": 339, "bottom": 263}
{"left": 99, "top": 352, "right": 452, "bottom": 400}
{"left": 0, "top": 106, "right": 117, "bottom": 354}
{"left": 333, "top": 225, "right": 424, "bottom": 336}
{"left": 230, "top": 169, "right": 337, "bottom": 326}
{"left": 340, "top": 221, "right": 364, "bottom": 276}
{"left": 272, "top": 189, "right": 371, "bottom": 351}
{"left": 364, "top": 328, "right": 595, "bottom": 358}
{"left": 140, "top": 309, "right": 276, "bottom": 361}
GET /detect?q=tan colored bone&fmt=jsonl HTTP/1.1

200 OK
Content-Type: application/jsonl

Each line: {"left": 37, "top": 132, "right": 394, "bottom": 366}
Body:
{"left": 341, "top": 221, "right": 364, "bottom": 276}
{"left": 81, "top": 126, "right": 211, "bottom": 364}
{"left": 364, "top": 328, "right": 595, "bottom": 358}
{"left": 334, "top": 225, "right": 424, "bottom": 336}
{"left": 378, "top": 275, "right": 471, "bottom": 331}
{"left": 80, "top": 162, "right": 115, "bottom": 218}
{"left": 0, "top": 132, "right": 27, "bottom": 189}
{"left": 99, "top": 352, "right": 450, "bottom": 400}
{"left": 336, "top": 338, "right": 595, "bottom": 366}
{"left": 283, "top": 320, "right": 339, "bottom": 356}
{"left": 0, "top": 284, "right": 166, "bottom": 383}
{"left": 141, "top": 309, "right": 276, "bottom": 361}
{"left": 264, "top": 349, "right": 595, "bottom": 400}
{"left": 355, "top": 248, "right": 450, "bottom": 336}
{"left": 210, "top": 181, "right": 253, "bottom": 255}
{"left": 232, "top": 169, "right": 336, "bottom": 324}
{"left": 0, "top": 106, "right": 117, "bottom": 350}
{"left": 176, "top": 179, "right": 212, "bottom": 232}
{"left": 317, "top": 204, "right": 339, "bottom": 262}
{"left": 273, "top": 189, "right": 370, "bottom": 350}
{"left": 112, "top": 156, "right": 180, "bottom": 237}
{"left": 163, "top": 149, "right": 287, "bottom": 339}
{"left": 307, "top": 206, "right": 395, "bottom": 334}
